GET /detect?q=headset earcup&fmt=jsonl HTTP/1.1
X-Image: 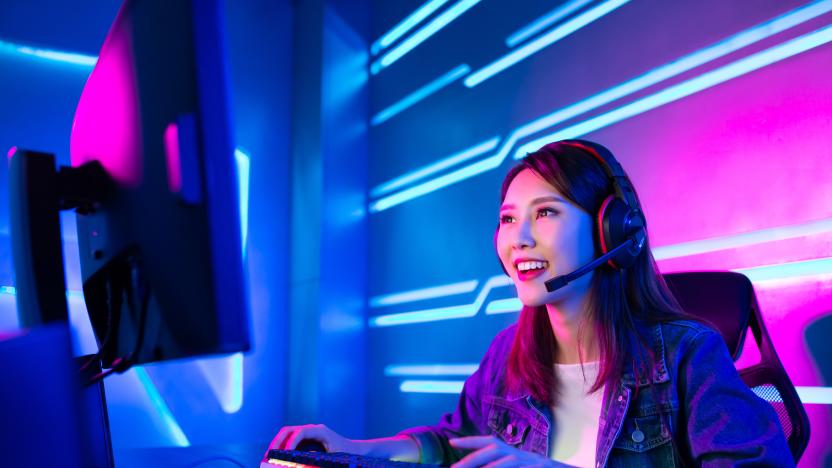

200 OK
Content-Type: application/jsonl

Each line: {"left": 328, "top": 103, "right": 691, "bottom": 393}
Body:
{"left": 599, "top": 197, "right": 645, "bottom": 269}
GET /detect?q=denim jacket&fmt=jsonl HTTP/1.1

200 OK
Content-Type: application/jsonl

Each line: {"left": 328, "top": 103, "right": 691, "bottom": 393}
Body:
{"left": 400, "top": 320, "right": 793, "bottom": 467}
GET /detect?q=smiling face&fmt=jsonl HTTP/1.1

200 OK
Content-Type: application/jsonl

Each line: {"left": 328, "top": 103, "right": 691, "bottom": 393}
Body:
{"left": 497, "top": 168, "right": 596, "bottom": 307}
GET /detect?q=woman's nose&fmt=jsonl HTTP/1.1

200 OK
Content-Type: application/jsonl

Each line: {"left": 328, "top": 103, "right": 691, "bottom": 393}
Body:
{"left": 512, "top": 219, "right": 536, "bottom": 249}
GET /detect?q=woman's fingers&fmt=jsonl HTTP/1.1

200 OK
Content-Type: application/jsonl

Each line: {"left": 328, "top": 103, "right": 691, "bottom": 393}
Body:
{"left": 449, "top": 435, "right": 500, "bottom": 449}
{"left": 269, "top": 425, "right": 297, "bottom": 451}
{"left": 450, "top": 436, "right": 503, "bottom": 467}
{"left": 482, "top": 455, "right": 519, "bottom": 468}
{"left": 268, "top": 424, "right": 328, "bottom": 452}
{"left": 285, "top": 424, "right": 327, "bottom": 451}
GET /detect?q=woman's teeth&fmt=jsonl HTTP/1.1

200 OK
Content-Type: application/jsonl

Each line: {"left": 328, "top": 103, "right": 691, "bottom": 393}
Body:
{"left": 517, "top": 261, "right": 548, "bottom": 272}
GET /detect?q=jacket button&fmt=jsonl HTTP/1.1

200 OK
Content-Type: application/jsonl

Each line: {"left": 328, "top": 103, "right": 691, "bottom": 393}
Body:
{"left": 506, "top": 423, "right": 516, "bottom": 436}
{"left": 617, "top": 395, "right": 623, "bottom": 402}
{"left": 631, "top": 429, "right": 645, "bottom": 443}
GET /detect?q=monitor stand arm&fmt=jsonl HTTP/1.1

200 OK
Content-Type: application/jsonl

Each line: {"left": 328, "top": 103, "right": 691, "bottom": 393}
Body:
{"left": 9, "top": 148, "right": 112, "bottom": 327}
{"left": 8, "top": 148, "right": 116, "bottom": 467}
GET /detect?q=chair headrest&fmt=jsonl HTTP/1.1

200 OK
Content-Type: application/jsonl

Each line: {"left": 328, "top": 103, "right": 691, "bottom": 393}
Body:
{"left": 662, "top": 271, "right": 754, "bottom": 360}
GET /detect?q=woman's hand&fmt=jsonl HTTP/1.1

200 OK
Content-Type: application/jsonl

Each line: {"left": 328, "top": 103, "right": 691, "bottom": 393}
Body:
{"left": 450, "top": 435, "right": 572, "bottom": 467}
{"left": 267, "top": 425, "right": 420, "bottom": 462}
{"left": 268, "top": 423, "right": 357, "bottom": 454}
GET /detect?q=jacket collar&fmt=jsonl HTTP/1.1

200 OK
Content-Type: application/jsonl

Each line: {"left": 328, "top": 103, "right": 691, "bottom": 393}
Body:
{"left": 620, "top": 322, "right": 669, "bottom": 388}
{"left": 504, "top": 322, "right": 669, "bottom": 402}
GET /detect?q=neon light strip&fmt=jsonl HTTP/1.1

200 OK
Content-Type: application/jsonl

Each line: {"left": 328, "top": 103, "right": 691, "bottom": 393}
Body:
{"left": 400, "top": 380, "right": 465, "bottom": 393}
{"left": 654, "top": 217, "right": 832, "bottom": 260}
{"left": 734, "top": 257, "right": 832, "bottom": 283}
{"left": 369, "top": 1, "right": 832, "bottom": 211}
{"left": 370, "top": 136, "right": 500, "bottom": 199}
{"left": 506, "top": 0, "right": 593, "bottom": 47}
{"left": 0, "top": 286, "right": 86, "bottom": 298}
{"left": 369, "top": 275, "right": 511, "bottom": 327}
{"left": 194, "top": 352, "right": 244, "bottom": 414}
{"left": 398, "top": 381, "right": 832, "bottom": 402}
{"left": 515, "top": 24, "right": 832, "bottom": 156}
{"left": 795, "top": 386, "right": 832, "bottom": 404}
{"left": 0, "top": 39, "right": 97, "bottom": 67}
{"left": 370, "top": 257, "right": 832, "bottom": 327}
{"left": 464, "top": 0, "right": 630, "bottom": 87}
{"left": 371, "top": 0, "right": 482, "bottom": 74}
{"left": 369, "top": 151, "right": 504, "bottom": 212}
{"left": 134, "top": 368, "right": 191, "bottom": 446}
{"left": 370, "top": 279, "right": 479, "bottom": 308}
{"left": 234, "top": 148, "right": 251, "bottom": 255}
{"left": 371, "top": 64, "right": 470, "bottom": 126}
{"left": 385, "top": 363, "right": 479, "bottom": 376}
{"left": 485, "top": 297, "right": 522, "bottom": 314}
{"left": 371, "top": 0, "right": 452, "bottom": 55}
{"left": 228, "top": 352, "right": 244, "bottom": 412}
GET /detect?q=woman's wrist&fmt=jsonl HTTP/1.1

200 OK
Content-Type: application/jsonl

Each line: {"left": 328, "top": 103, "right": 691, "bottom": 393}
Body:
{"left": 352, "top": 435, "right": 420, "bottom": 462}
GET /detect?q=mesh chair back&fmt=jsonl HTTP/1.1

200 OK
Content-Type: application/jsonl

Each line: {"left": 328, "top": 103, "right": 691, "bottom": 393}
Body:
{"left": 663, "top": 271, "right": 810, "bottom": 462}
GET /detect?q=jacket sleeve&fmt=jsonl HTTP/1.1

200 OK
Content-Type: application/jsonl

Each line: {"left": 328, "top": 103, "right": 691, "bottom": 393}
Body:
{"left": 679, "top": 328, "right": 794, "bottom": 467}
{"left": 397, "top": 329, "right": 511, "bottom": 465}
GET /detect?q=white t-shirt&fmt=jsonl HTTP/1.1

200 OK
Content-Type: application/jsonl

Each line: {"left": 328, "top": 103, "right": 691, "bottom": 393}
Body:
{"left": 549, "top": 361, "right": 604, "bottom": 468}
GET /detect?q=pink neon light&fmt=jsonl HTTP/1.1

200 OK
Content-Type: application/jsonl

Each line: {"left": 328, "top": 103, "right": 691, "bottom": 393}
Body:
{"left": 69, "top": 13, "right": 142, "bottom": 187}
{"left": 6, "top": 146, "right": 17, "bottom": 161}
{"left": 164, "top": 122, "right": 181, "bottom": 193}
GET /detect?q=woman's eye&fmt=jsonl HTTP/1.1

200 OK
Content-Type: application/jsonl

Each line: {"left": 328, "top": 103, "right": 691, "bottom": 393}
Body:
{"left": 499, "top": 215, "right": 514, "bottom": 224}
{"left": 537, "top": 207, "right": 558, "bottom": 218}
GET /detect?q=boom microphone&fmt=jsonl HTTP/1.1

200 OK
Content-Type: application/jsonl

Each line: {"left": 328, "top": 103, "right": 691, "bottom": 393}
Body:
{"left": 544, "top": 237, "right": 639, "bottom": 292}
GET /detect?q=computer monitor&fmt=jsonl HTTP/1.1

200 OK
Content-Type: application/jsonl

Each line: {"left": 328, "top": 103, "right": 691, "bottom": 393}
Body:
{"left": 11, "top": 0, "right": 250, "bottom": 367}
{"left": 71, "top": 0, "right": 250, "bottom": 366}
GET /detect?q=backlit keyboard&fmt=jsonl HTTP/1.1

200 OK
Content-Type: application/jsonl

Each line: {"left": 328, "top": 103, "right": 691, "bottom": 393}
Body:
{"left": 261, "top": 449, "right": 439, "bottom": 467}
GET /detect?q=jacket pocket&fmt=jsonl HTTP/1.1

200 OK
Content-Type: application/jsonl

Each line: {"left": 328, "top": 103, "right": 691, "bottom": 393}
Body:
{"left": 612, "top": 413, "right": 672, "bottom": 453}
{"left": 484, "top": 397, "right": 532, "bottom": 446}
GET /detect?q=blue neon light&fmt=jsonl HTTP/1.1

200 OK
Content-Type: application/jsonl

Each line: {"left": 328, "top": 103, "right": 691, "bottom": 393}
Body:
{"left": 370, "top": 304, "right": 478, "bottom": 327}
{"left": 369, "top": 1, "right": 832, "bottom": 212}
{"left": 794, "top": 386, "right": 832, "bottom": 404}
{"left": 654, "top": 217, "right": 832, "bottom": 260}
{"left": 371, "top": 0, "right": 482, "bottom": 74}
{"left": 369, "top": 152, "right": 504, "bottom": 212}
{"left": 234, "top": 148, "right": 251, "bottom": 256}
{"left": 734, "top": 257, "right": 832, "bottom": 283}
{"left": 400, "top": 380, "right": 465, "bottom": 393}
{"left": 372, "top": 64, "right": 470, "bottom": 126}
{"left": 369, "top": 275, "right": 511, "bottom": 327}
{"left": 464, "top": 0, "right": 630, "bottom": 87}
{"left": 0, "top": 286, "right": 87, "bottom": 299}
{"left": 371, "top": 0, "right": 452, "bottom": 55}
{"left": 195, "top": 352, "right": 244, "bottom": 414}
{"left": 505, "top": 0, "right": 593, "bottom": 48}
{"left": 485, "top": 297, "right": 522, "bottom": 315}
{"left": 385, "top": 364, "right": 479, "bottom": 376}
{"left": 0, "top": 39, "right": 97, "bottom": 67}
{"left": 370, "top": 136, "right": 500, "bottom": 198}
{"left": 370, "top": 279, "right": 479, "bottom": 308}
{"left": 515, "top": 24, "right": 832, "bottom": 156}
{"left": 134, "top": 368, "right": 191, "bottom": 447}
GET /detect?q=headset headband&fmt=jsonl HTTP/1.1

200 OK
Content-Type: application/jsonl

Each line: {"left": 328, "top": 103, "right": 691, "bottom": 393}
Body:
{"left": 557, "top": 140, "right": 641, "bottom": 212}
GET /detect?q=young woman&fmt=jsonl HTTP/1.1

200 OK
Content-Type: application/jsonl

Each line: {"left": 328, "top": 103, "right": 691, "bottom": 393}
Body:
{"left": 269, "top": 140, "right": 792, "bottom": 467}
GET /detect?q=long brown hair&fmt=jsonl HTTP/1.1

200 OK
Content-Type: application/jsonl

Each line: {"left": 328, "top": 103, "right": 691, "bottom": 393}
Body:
{"left": 501, "top": 141, "right": 688, "bottom": 406}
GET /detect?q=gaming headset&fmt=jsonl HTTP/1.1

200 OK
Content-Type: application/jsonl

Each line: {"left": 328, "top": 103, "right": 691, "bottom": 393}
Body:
{"left": 494, "top": 139, "right": 646, "bottom": 292}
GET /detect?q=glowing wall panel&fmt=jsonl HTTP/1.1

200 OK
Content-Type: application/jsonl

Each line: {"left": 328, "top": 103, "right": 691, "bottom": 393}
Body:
{"left": 366, "top": 1, "right": 832, "bottom": 465}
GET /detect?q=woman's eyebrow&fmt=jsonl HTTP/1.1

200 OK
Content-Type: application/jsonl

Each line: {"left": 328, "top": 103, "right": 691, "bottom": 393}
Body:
{"left": 500, "top": 195, "right": 566, "bottom": 211}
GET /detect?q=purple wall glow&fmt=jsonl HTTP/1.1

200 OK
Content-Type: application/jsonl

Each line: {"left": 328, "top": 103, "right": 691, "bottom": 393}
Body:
{"left": 69, "top": 14, "right": 142, "bottom": 188}
{"left": 367, "top": 1, "right": 832, "bottom": 465}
